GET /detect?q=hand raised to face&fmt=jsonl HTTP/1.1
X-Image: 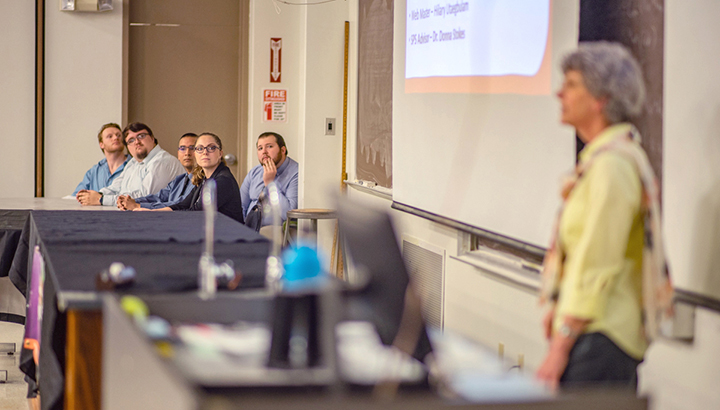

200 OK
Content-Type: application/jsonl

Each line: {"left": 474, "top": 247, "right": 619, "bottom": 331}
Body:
{"left": 262, "top": 157, "right": 278, "bottom": 186}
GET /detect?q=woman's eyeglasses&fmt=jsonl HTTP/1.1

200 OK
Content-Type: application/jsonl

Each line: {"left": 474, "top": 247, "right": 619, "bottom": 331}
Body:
{"left": 195, "top": 145, "right": 219, "bottom": 154}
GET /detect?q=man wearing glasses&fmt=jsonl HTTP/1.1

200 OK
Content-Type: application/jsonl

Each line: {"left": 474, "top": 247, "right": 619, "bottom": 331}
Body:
{"left": 117, "top": 133, "right": 198, "bottom": 210}
{"left": 76, "top": 122, "right": 185, "bottom": 206}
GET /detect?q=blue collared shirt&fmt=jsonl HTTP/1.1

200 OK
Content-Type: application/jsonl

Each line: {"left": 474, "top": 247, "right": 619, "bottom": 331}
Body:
{"left": 240, "top": 157, "right": 298, "bottom": 226}
{"left": 72, "top": 155, "right": 130, "bottom": 195}
{"left": 99, "top": 144, "right": 186, "bottom": 206}
{"left": 135, "top": 173, "right": 195, "bottom": 209}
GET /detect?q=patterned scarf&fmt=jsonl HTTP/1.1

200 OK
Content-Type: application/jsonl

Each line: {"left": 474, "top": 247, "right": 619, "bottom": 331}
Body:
{"left": 540, "top": 125, "right": 674, "bottom": 342}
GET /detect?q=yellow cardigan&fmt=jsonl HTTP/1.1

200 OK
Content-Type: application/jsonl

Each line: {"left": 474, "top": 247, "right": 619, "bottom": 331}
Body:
{"left": 554, "top": 123, "right": 647, "bottom": 360}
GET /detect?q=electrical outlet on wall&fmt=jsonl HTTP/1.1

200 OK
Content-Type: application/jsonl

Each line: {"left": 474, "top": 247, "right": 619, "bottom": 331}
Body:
{"left": 325, "top": 118, "right": 336, "bottom": 135}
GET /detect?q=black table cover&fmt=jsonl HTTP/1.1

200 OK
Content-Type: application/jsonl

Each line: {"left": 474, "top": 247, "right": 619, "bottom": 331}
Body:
{"left": 0, "top": 209, "right": 30, "bottom": 279}
{"left": 12, "top": 210, "right": 270, "bottom": 410}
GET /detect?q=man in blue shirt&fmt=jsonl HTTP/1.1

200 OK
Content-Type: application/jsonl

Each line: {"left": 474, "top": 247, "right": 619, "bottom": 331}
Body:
{"left": 117, "top": 133, "right": 198, "bottom": 210}
{"left": 72, "top": 123, "right": 130, "bottom": 195}
{"left": 240, "top": 132, "right": 299, "bottom": 226}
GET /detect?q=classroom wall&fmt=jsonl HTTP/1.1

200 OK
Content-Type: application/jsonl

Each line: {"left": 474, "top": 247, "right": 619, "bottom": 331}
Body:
{"left": 0, "top": 1, "right": 36, "bottom": 198}
{"left": 44, "top": 2, "right": 125, "bottom": 197}
{"left": 247, "top": 1, "right": 304, "bottom": 176}
{"left": 633, "top": 2, "right": 720, "bottom": 408}
{"left": 1, "top": 2, "right": 121, "bottom": 199}
{"left": 345, "top": 189, "right": 548, "bottom": 371}
{"left": 248, "top": 0, "right": 349, "bottom": 263}
{"left": 641, "top": 308, "right": 720, "bottom": 410}
{"left": 301, "top": 1, "right": 347, "bottom": 208}
{"left": 663, "top": 0, "right": 720, "bottom": 300}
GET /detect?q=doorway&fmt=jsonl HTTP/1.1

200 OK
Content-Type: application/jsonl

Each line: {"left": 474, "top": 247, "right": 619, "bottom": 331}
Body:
{"left": 127, "top": 0, "right": 248, "bottom": 179}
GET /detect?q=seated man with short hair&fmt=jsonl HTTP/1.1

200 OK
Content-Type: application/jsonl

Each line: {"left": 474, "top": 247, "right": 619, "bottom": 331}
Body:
{"left": 76, "top": 122, "right": 185, "bottom": 206}
{"left": 72, "top": 123, "right": 130, "bottom": 195}
{"left": 240, "top": 132, "right": 298, "bottom": 228}
{"left": 117, "top": 133, "right": 198, "bottom": 210}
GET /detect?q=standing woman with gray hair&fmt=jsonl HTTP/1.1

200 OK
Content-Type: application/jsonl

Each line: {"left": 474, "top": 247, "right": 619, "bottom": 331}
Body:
{"left": 536, "top": 42, "right": 673, "bottom": 389}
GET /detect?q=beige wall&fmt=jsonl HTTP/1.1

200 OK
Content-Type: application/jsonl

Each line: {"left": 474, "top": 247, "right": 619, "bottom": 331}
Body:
{"left": 0, "top": 0, "right": 36, "bottom": 198}
{"left": 663, "top": 0, "right": 720, "bottom": 299}
{"left": 346, "top": 188, "right": 547, "bottom": 371}
{"left": 44, "top": 2, "right": 125, "bottom": 197}
{"left": 247, "top": 1, "right": 304, "bottom": 174}
{"left": 640, "top": 308, "right": 720, "bottom": 409}
{"left": 300, "top": 1, "right": 350, "bottom": 259}
{"left": 247, "top": 0, "right": 351, "bottom": 263}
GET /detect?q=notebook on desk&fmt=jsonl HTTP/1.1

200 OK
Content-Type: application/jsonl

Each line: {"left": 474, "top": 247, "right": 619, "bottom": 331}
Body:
{"left": 171, "top": 320, "right": 427, "bottom": 388}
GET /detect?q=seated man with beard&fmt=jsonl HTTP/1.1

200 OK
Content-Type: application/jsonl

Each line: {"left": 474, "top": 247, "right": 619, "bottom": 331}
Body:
{"left": 240, "top": 132, "right": 299, "bottom": 229}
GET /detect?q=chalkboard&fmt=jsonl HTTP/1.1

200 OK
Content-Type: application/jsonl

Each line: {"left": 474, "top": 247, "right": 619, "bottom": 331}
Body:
{"left": 356, "top": 0, "right": 393, "bottom": 188}
{"left": 579, "top": 0, "right": 664, "bottom": 185}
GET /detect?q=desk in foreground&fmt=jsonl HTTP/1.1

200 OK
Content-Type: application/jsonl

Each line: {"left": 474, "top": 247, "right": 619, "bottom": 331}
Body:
{"left": 102, "top": 293, "right": 647, "bottom": 410}
{"left": 0, "top": 197, "right": 119, "bottom": 211}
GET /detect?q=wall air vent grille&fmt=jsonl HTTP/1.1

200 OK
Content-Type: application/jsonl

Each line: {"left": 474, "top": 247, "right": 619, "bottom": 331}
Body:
{"left": 402, "top": 238, "right": 445, "bottom": 330}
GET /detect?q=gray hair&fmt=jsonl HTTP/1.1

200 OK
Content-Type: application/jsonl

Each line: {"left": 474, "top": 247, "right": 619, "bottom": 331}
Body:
{"left": 562, "top": 42, "right": 646, "bottom": 124}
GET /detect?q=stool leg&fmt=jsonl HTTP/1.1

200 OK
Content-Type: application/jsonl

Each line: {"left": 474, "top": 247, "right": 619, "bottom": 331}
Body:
{"left": 330, "top": 221, "right": 338, "bottom": 277}
{"left": 310, "top": 219, "right": 318, "bottom": 248}
{"left": 330, "top": 220, "right": 345, "bottom": 280}
{"left": 283, "top": 218, "right": 292, "bottom": 247}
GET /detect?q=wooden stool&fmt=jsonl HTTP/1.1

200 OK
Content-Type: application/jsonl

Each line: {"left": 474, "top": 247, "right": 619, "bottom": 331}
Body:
{"left": 283, "top": 208, "right": 346, "bottom": 279}
{"left": 283, "top": 208, "right": 337, "bottom": 248}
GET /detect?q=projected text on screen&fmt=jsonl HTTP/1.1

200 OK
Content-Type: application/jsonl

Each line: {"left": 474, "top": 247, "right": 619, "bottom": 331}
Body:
{"left": 405, "top": 0, "right": 552, "bottom": 94}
